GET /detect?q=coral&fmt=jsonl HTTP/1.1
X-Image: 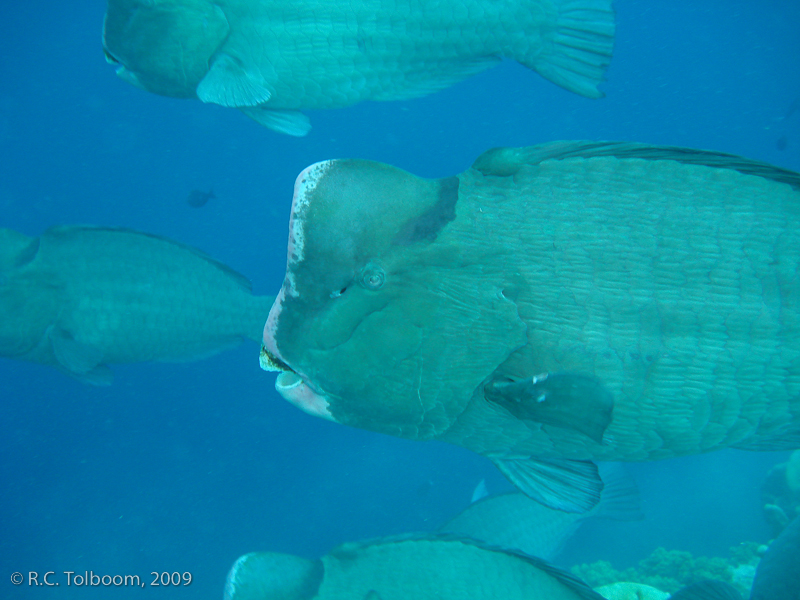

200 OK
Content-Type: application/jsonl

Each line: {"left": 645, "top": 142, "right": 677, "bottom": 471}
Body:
{"left": 572, "top": 544, "right": 759, "bottom": 595}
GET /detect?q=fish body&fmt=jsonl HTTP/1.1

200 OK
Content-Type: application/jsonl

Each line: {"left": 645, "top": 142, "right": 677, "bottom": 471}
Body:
{"left": 0, "top": 226, "right": 271, "bottom": 384}
{"left": 751, "top": 513, "right": 800, "bottom": 600}
{"left": 262, "top": 141, "right": 800, "bottom": 510}
{"left": 439, "top": 465, "right": 640, "bottom": 559}
{"left": 224, "top": 535, "right": 605, "bottom": 600}
{"left": 102, "top": 0, "right": 615, "bottom": 135}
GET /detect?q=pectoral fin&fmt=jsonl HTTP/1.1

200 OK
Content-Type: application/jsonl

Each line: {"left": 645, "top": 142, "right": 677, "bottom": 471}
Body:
{"left": 49, "top": 327, "right": 107, "bottom": 379}
{"left": 485, "top": 372, "right": 613, "bottom": 443}
{"left": 0, "top": 228, "right": 39, "bottom": 271}
{"left": 197, "top": 53, "right": 272, "bottom": 107}
{"left": 239, "top": 106, "right": 311, "bottom": 136}
{"left": 492, "top": 456, "right": 603, "bottom": 513}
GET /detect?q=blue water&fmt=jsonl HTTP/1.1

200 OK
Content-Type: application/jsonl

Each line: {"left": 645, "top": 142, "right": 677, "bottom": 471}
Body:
{"left": 2, "top": 1, "right": 799, "bottom": 598}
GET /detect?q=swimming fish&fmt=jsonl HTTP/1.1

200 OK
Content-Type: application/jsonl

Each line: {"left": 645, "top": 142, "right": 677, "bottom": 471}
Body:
{"left": 669, "top": 513, "right": 800, "bottom": 600}
{"left": 187, "top": 188, "right": 215, "bottom": 208}
{"left": 261, "top": 141, "right": 800, "bottom": 512}
{"left": 439, "top": 464, "right": 641, "bottom": 559}
{"left": 102, "top": 0, "right": 615, "bottom": 135}
{"left": 224, "top": 535, "right": 606, "bottom": 600}
{"left": 0, "top": 226, "right": 272, "bottom": 384}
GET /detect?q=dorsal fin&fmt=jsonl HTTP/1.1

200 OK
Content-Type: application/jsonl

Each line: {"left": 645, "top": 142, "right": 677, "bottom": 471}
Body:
{"left": 44, "top": 225, "right": 253, "bottom": 291}
{"left": 473, "top": 141, "right": 800, "bottom": 190}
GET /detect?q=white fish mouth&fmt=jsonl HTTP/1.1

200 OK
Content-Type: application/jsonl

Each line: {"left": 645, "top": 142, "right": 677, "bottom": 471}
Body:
{"left": 275, "top": 371, "right": 337, "bottom": 423}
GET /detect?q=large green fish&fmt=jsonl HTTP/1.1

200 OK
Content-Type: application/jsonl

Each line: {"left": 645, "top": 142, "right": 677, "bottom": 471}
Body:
{"left": 261, "top": 141, "right": 800, "bottom": 512}
{"left": 0, "top": 226, "right": 272, "bottom": 384}
{"left": 102, "top": 0, "right": 615, "bottom": 135}
{"left": 224, "top": 535, "right": 606, "bottom": 600}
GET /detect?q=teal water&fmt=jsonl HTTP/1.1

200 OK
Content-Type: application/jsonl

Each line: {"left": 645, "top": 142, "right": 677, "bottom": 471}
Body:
{"left": 1, "top": 1, "right": 799, "bottom": 598}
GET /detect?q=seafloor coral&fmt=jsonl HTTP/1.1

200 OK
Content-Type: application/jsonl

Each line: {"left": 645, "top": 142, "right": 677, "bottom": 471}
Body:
{"left": 572, "top": 542, "right": 763, "bottom": 595}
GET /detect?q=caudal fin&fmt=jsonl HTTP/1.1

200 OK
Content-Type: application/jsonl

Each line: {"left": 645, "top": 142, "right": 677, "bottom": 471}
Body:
{"left": 518, "top": 0, "right": 615, "bottom": 98}
{"left": 245, "top": 295, "right": 275, "bottom": 343}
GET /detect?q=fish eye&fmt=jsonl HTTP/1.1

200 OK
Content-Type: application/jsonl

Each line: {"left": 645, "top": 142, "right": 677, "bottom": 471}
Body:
{"left": 360, "top": 264, "right": 385, "bottom": 290}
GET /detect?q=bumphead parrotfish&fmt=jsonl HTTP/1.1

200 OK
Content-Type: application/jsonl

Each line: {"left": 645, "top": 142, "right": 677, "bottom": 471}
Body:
{"left": 102, "top": 0, "right": 615, "bottom": 135}
{"left": 261, "top": 141, "right": 800, "bottom": 512}
{"left": 224, "top": 535, "right": 606, "bottom": 600}
{"left": 0, "top": 226, "right": 272, "bottom": 384}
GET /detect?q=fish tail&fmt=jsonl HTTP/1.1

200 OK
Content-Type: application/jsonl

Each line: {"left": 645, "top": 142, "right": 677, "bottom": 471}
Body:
{"left": 516, "top": 0, "right": 615, "bottom": 98}
{"left": 244, "top": 295, "right": 275, "bottom": 343}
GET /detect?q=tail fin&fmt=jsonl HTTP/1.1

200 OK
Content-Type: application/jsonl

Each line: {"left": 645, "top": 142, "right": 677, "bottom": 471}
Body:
{"left": 519, "top": 0, "right": 615, "bottom": 98}
{"left": 245, "top": 295, "right": 275, "bottom": 343}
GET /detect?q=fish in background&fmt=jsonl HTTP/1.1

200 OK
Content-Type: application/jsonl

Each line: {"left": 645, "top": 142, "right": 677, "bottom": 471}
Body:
{"left": 0, "top": 226, "right": 272, "bottom": 384}
{"left": 669, "top": 513, "right": 800, "bottom": 600}
{"left": 260, "top": 141, "right": 800, "bottom": 513}
{"left": 102, "top": 0, "right": 615, "bottom": 135}
{"left": 760, "top": 450, "right": 800, "bottom": 537}
{"left": 187, "top": 188, "right": 216, "bottom": 208}
{"left": 440, "top": 464, "right": 641, "bottom": 560}
{"left": 224, "top": 535, "right": 607, "bottom": 600}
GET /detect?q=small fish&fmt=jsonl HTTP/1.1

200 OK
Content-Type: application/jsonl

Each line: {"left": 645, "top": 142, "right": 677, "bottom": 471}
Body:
{"left": 102, "top": 0, "right": 615, "bottom": 135}
{"left": 0, "top": 226, "right": 272, "bottom": 384}
{"left": 187, "top": 188, "right": 215, "bottom": 208}
{"left": 261, "top": 141, "right": 800, "bottom": 512}
{"left": 224, "top": 536, "right": 606, "bottom": 600}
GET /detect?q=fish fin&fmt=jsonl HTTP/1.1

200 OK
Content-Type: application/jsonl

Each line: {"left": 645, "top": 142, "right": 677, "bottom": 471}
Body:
{"left": 44, "top": 226, "right": 255, "bottom": 292}
{"left": 484, "top": 372, "right": 613, "bottom": 443}
{"left": 470, "top": 479, "right": 489, "bottom": 503}
{"left": 73, "top": 365, "right": 114, "bottom": 386}
{"left": 668, "top": 580, "right": 744, "bottom": 600}
{"left": 48, "top": 327, "right": 114, "bottom": 386}
{"left": 472, "top": 141, "right": 800, "bottom": 190}
{"left": 197, "top": 53, "right": 272, "bottom": 108}
{"left": 238, "top": 106, "right": 311, "bottom": 136}
{"left": 49, "top": 326, "right": 104, "bottom": 374}
{"left": 591, "top": 463, "right": 643, "bottom": 521}
{"left": 0, "top": 229, "right": 39, "bottom": 271}
{"left": 363, "top": 592, "right": 383, "bottom": 600}
{"left": 516, "top": 0, "right": 614, "bottom": 98}
{"left": 492, "top": 456, "right": 603, "bottom": 513}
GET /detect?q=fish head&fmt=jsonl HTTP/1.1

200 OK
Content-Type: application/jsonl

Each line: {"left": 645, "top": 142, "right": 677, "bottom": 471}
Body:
{"left": 262, "top": 160, "right": 527, "bottom": 440}
{"left": 0, "top": 229, "right": 60, "bottom": 357}
{"left": 102, "top": 0, "right": 230, "bottom": 98}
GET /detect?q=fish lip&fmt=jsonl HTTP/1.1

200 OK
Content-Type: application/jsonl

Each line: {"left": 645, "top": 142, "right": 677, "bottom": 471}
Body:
{"left": 274, "top": 369, "right": 338, "bottom": 423}
{"left": 259, "top": 344, "right": 295, "bottom": 373}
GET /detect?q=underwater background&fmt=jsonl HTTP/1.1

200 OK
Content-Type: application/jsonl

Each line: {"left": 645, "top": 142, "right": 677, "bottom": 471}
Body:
{"left": 2, "top": 0, "right": 800, "bottom": 598}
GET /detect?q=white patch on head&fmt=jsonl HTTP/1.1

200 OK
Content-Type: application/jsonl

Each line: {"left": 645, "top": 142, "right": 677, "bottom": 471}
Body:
{"left": 286, "top": 160, "right": 334, "bottom": 288}
{"left": 223, "top": 553, "right": 253, "bottom": 600}
{"left": 263, "top": 160, "right": 336, "bottom": 362}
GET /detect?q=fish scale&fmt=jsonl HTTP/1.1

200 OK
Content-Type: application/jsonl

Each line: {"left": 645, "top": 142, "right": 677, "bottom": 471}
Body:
{"left": 263, "top": 141, "right": 800, "bottom": 510}
{"left": 103, "top": 0, "right": 614, "bottom": 134}
{"left": 0, "top": 226, "right": 273, "bottom": 384}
